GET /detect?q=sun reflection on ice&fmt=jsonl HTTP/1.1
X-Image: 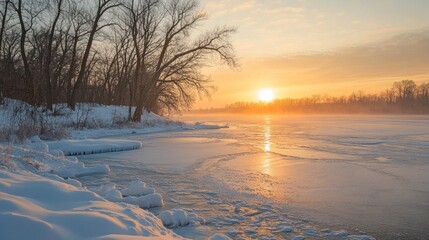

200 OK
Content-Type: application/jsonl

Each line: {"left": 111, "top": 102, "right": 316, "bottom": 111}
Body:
{"left": 263, "top": 117, "right": 271, "bottom": 175}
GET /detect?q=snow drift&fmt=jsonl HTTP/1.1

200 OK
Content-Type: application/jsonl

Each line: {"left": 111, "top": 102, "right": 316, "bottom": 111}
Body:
{"left": 0, "top": 170, "right": 182, "bottom": 240}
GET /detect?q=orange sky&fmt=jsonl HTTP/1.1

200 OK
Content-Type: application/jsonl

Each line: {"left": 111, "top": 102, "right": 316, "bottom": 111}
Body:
{"left": 195, "top": 0, "right": 429, "bottom": 108}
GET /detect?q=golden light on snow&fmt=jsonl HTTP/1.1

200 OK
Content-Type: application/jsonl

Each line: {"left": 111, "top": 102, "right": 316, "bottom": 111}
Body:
{"left": 258, "top": 88, "right": 275, "bottom": 102}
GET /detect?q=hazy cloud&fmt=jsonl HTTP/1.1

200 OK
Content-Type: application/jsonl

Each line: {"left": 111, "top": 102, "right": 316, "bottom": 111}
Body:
{"left": 199, "top": 30, "right": 429, "bottom": 107}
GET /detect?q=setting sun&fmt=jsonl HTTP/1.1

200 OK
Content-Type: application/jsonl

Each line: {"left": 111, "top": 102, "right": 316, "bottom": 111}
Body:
{"left": 258, "top": 89, "right": 275, "bottom": 102}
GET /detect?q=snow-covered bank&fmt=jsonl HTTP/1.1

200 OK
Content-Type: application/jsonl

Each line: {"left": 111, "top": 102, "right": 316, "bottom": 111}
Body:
{"left": 1, "top": 136, "right": 109, "bottom": 178}
{"left": 0, "top": 170, "right": 182, "bottom": 240}
{"left": 0, "top": 98, "right": 228, "bottom": 142}
{"left": 0, "top": 113, "right": 228, "bottom": 240}
{"left": 0, "top": 140, "right": 220, "bottom": 240}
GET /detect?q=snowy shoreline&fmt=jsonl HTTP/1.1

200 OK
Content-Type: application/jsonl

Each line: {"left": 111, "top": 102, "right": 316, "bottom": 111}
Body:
{"left": 0, "top": 100, "right": 231, "bottom": 240}
{"left": 0, "top": 129, "right": 231, "bottom": 240}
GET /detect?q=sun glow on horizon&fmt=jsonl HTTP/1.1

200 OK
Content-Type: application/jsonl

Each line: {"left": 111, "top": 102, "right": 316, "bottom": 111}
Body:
{"left": 258, "top": 88, "right": 275, "bottom": 102}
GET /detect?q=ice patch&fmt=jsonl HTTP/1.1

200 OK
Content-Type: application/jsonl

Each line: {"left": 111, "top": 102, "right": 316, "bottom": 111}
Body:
{"left": 244, "top": 228, "right": 257, "bottom": 235}
{"left": 208, "top": 234, "right": 232, "bottom": 240}
{"left": 47, "top": 139, "right": 142, "bottom": 156}
{"left": 55, "top": 162, "right": 110, "bottom": 178}
{"left": 302, "top": 228, "right": 320, "bottom": 236}
{"left": 193, "top": 122, "right": 229, "bottom": 130}
{"left": 291, "top": 236, "right": 305, "bottom": 240}
{"left": 322, "top": 229, "right": 349, "bottom": 237}
{"left": 347, "top": 235, "right": 376, "bottom": 240}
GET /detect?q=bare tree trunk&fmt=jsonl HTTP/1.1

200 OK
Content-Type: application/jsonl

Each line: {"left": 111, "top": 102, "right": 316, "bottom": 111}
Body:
{"left": 0, "top": 0, "right": 9, "bottom": 104}
{"left": 44, "top": 0, "right": 63, "bottom": 110}
{"left": 132, "top": 98, "right": 144, "bottom": 122}
{"left": 66, "top": 29, "right": 79, "bottom": 107}
{"left": 15, "top": 0, "right": 35, "bottom": 104}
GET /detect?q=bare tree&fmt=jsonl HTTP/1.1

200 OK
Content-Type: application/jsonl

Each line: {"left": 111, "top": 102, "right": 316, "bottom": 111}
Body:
{"left": 393, "top": 80, "right": 417, "bottom": 103}
{"left": 42, "top": 0, "right": 64, "bottom": 110}
{"left": 68, "top": 0, "right": 120, "bottom": 109}
{"left": 121, "top": 0, "right": 237, "bottom": 121}
{"left": 0, "top": 0, "right": 237, "bottom": 121}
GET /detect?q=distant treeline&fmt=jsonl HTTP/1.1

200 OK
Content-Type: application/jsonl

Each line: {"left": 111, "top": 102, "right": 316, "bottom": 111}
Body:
{"left": 195, "top": 80, "right": 429, "bottom": 114}
{"left": 0, "top": 0, "right": 235, "bottom": 121}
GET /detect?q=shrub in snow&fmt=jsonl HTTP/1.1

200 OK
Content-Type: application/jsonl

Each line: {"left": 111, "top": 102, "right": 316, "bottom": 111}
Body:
{"left": 158, "top": 209, "right": 205, "bottom": 228}
{"left": 1, "top": 99, "right": 68, "bottom": 141}
{"left": 121, "top": 180, "right": 155, "bottom": 197}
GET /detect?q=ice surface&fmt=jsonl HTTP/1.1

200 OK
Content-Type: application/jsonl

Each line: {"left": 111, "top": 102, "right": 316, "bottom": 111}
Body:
{"left": 77, "top": 114, "right": 429, "bottom": 239}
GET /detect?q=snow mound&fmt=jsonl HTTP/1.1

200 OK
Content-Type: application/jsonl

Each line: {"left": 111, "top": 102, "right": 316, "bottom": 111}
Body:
{"left": 41, "top": 173, "right": 83, "bottom": 188}
{"left": 208, "top": 234, "right": 232, "bottom": 240}
{"left": 121, "top": 180, "right": 155, "bottom": 197}
{"left": 137, "top": 194, "right": 164, "bottom": 209}
{"left": 47, "top": 139, "right": 142, "bottom": 156}
{"left": 94, "top": 183, "right": 164, "bottom": 209}
{"left": 158, "top": 209, "right": 205, "bottom": 228}
{"left": 0, "top": 170, "right": 182, "bottom": 240}
{"left": 25, "top": 136, "right": 49, "bottom": 152}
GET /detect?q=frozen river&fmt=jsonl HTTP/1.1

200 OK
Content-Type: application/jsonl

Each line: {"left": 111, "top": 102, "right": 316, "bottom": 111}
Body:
{"left": 78, "top": 115, "right": 429, "bottom": 239}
